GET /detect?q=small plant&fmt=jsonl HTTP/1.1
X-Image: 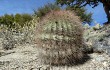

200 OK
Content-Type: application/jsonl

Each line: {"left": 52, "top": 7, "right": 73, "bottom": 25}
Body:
{"left": 1, "top": 29, "right": 16, "bottom": 50}
{"left": 36, "top": 10, "right": 85, "bottom": 65}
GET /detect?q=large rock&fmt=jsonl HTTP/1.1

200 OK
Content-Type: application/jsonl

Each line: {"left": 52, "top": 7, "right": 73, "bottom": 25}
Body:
{"left": 83, "top": 23, "right": 110, "bottom": 56}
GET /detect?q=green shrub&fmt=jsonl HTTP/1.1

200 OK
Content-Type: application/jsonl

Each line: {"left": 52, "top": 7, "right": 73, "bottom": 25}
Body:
{"left": 34, "top": 3, "right": 60, "bottom": 19}
{"left": 0, "top": 13, "right": 32, "bottom": 29}
{"left": 36, "top": 10, "right": 85, "bottom": 65}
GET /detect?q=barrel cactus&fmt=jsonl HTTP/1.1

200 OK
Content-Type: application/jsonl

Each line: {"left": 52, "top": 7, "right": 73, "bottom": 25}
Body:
{"left": 36, "top": 10, "right": 85, "bottom": 65}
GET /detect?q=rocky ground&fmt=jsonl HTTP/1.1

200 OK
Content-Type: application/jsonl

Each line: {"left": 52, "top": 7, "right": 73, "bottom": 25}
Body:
{"left": 83, "top": 24, "right": 110, "bottom": 56}
{"left": 0, "top": 23, "right": 110, "bottom": 70}
{"left": 0, "top": 44, "right": 110, "bottom": 70}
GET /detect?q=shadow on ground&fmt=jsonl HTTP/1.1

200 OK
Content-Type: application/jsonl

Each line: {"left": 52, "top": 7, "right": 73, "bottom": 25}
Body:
{"left": 46, "top": 54, "right": 91, "bottom": 66}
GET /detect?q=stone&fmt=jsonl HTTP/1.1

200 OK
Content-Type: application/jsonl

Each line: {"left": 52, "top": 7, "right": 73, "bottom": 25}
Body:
{"left": 83, "top": 24, "right": 110, "bottom": 56}
{"left": 95, "top": 56, "right": 105, "bottom": 62}
{"left": 103, "top": 62, "right": 109, "bottom": 67}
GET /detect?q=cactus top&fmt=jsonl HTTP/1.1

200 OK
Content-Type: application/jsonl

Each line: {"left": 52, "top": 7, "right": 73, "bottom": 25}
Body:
{"left": 36, "top": 10, "right": 83, "bottom": 45}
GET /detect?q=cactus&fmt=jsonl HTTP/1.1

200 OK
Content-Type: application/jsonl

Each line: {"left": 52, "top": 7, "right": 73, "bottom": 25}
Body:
{"left": 36, "top": 10, "right": 85, "bottom": 65}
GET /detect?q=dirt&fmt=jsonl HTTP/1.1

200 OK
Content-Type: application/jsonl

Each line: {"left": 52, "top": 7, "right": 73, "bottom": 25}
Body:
{"left": 0, "top": 44, "right": 110, "bottom": 70}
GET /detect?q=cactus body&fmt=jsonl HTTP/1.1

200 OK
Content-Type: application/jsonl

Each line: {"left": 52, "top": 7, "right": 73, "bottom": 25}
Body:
{"left": 36, "top": 11, "right": 84, "bottom": 65}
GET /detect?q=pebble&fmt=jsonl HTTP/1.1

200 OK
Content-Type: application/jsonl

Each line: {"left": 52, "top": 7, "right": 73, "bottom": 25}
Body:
{"left": 103, "top": 62, "right": 108, "bottom": 67}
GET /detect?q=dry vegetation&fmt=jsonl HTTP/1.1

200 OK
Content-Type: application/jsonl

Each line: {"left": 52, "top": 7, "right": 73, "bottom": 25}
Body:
{"left": 0, "top": 16, "right": 38, "bottom": 50}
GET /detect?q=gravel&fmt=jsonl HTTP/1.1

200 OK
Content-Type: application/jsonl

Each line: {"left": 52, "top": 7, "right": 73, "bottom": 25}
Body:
{"left": 0, "top": 44, "right": 110, "bottom": 70}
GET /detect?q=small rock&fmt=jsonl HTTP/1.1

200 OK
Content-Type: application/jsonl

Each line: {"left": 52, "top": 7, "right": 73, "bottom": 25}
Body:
{"left": 95, "top": 57, "right": 105, "bottom": 62}
{"left": 103, "top": 61, "right": 108, "bottom": 67}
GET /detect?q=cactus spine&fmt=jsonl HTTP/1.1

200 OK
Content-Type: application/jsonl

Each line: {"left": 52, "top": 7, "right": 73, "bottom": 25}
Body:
{"left": 36, "top": 10, "right": 84, "bottom": 65}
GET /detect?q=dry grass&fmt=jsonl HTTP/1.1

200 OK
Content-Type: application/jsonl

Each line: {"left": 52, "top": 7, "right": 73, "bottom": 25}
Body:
{"left": 0, "top": 16, "right": 38, "bottom": 50}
